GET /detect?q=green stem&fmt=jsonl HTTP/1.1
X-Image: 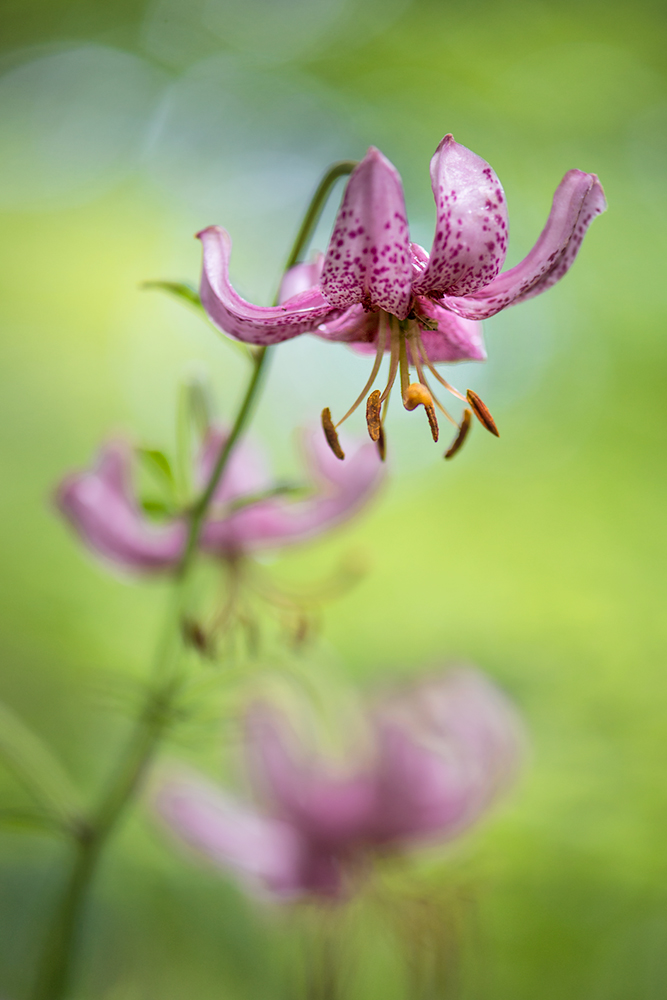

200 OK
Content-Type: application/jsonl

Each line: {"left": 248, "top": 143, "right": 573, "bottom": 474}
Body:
{"left": 29, "top": 357, "right": 266, "bottom": 1000}
{"left": 178, "top": 347, "right": 269, "bottom": 576}
{"left": 31, "top": 156, "right": 355, "bottom": 1000}
{"left": 283, "top": 160, "right": 358, "bottom": 272}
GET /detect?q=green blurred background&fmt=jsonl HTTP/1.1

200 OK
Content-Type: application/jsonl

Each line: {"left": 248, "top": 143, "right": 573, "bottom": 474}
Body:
{"left": 1, "top": 0, "right": 667, "bottom": 996}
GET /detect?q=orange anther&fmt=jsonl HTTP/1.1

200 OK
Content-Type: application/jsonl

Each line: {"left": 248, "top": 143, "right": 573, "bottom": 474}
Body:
{"left": 321, "top": 407, "right": 345, "bottom": 460}
{"left": 366, "top": 389, "right": 382, "bottom": 442}
{"left": 466, "top": 389, "right": 499, "bottom": 437}
{"left": 444, "top": 409, "right": 472, "bottom": 459}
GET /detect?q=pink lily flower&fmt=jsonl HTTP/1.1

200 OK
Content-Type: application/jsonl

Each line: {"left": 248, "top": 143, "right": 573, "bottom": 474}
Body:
{"left": 198, "top": 135, "right": 605, "bottom": 456}
{"left": 156, "top": 668, "right": 523, "bottom": 899}
{"left": 56, "top": 429, "right": 384, "bottom": 574}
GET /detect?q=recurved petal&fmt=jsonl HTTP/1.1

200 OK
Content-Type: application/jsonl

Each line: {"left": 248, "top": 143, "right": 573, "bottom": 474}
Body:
{"left": 373, "top": 668, "right": 523, "bottom": 843}
{"left": 412, "top": 297, "right": 487, "bottom": 362}
{"left": 200, "top": 432, "right": 384, "bottom": 556}
{"left": 373, "top": 724, "right": 476, "bottom": 842}
{"left": 320, "top": 148, "right": 412, "bottom": 319}
{"left": 277, "top": 255, "right": 324, "bottom": 304}
{"left": 198, "top": 227, "right": 335, "bottom": 345}
{"left": 247, "top": 704, "right": 379, "bottom": 847}
{"left": 316, "top": 304, "right": 381, "bottom": 345}
{"left": 155, "top": 773, "right": 307, "bottom": 898}
{"left": 55, "top": 443, "right": 186, "bottom": 572}
{"left": 413, "top": 135, "right": 508, "bottom": 298}
{"left": 440, "top": 171, "right": 606, "bottom": 320}
{"left": 197, "top": 426, "right": 272, "bottom": 506}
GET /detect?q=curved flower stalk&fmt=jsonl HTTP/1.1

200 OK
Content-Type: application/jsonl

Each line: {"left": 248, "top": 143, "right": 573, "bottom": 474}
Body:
{"left": 56, "top": 428, "right": 384, "bottom": 575}
{"left": 198, "top": 135, "right": 605, "bottom": 458}
{"left": 155, "top": 668, "right": 523, "bottom": 899}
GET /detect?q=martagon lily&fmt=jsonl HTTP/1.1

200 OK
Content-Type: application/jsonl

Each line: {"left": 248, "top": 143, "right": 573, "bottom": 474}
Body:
{"left": 198, "top": 135, "right": 606, "bottom": 458}
{"left": 156, "top": 667, "right": 523, "bottom": 899}
{"left": 56, "top": 428, "right": 384, "bottom": 574}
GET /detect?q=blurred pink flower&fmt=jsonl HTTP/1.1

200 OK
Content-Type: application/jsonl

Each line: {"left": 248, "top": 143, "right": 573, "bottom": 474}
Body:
{"left": 156, "top": 668, "right": 523, "bottom": 899}
{"left": 56, "top": 429, "right": 384, "bottom": 574}
{"left": 198, "top": 135, "right": 605, "bottom": 451}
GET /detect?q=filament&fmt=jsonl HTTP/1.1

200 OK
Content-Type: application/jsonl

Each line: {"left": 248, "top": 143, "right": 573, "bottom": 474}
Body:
{"left": 398, "top": 329, "right": 410, "bottom": 399}
{"left": 380, "top": 318, "right": 401, "bottom": 404}
{"left": 335, "top": 313, "right": 388, "bottom": 428}
{"left": 418, "top": 372, "right": 457, "bottom": 426}
{"left": 408, "top": 327, "right": 457, "bottom": 426}
{"left": 413, "top": 328, "right": 467, "bottom": 402}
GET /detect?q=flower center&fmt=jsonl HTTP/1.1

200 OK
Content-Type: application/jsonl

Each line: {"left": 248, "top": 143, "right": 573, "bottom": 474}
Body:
{"left": 321, "top": 314, "right": 499, "bottom": 461}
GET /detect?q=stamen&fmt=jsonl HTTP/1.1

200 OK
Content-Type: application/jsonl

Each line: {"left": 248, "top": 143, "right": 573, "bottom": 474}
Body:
{"left": 321, "top": 407, "right": 345, "bottom": 459}
{"left": 376, "top": 424, "right": 386, "bottom": 461}
{"left": 413, "top": 329, "right": 467, "bottom": 402}
{"left": 408, "top": 332, "right": 456, "bottom": 427}
{"left": 366, "top": 389, "right": 382, "bottom": 442}
{"left": 420, "top": 375, "right": 457, "bottom": 426}
{"left": 181, "top": 617, "right": 210, "bottom": 655}
{"left": 398, "top": 330, "right": 410, "bottom": 398}
{"left": 380, "top": 318, "right": 401, "bottom": 404}
{"left": 381, "top": 392, "right": 390, "bottom": 422}
{"left": 444, "top": 409, "right": 472, "bottom": 459}
{"left": 334, "top": 313, "right": 388, "bottom": 428}
{"left": 466, "top": 389, "right": 500, "bottom": 437}
{"left": 403, "top": 383, "right": 439, "bottom": 442}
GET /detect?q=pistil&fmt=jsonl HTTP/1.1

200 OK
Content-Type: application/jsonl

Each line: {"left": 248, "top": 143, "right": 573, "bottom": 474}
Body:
{"left": 403, "top": 382, "right": 439, "bottom": 442}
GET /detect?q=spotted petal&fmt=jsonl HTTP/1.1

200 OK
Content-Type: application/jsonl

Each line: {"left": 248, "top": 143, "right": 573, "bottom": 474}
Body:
{"left": 198, "top": 227, "right": 335, "bottom": 345}
{"left": 441, "top": 170, "right": 606, "bottom": 320}
{"left": 321, "top": 148, "right": 412, "bottom": 319}
{"left": 413, "top": 135, "right": 508, "bottom": 298}
{"left": 412, "top": 297, "right": 486, "bottom": 362}
{"left": 316, "top": 304, "right": 381, "bottom": 345}
{"left": 277, "top": 255, "right": 323, "bottom": 304}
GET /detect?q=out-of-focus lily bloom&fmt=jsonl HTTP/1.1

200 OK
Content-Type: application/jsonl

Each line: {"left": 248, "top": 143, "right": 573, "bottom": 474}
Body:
{"left": 199, "top": 429, "right": 383, "bottom": 557}
{"left": 198, "top": 135, "right": 605, "bottom": 456}
{"left": 156, "top": 668, "right": 523, "bottom": 899}
{"left": 55, "top": 443, "right": 187, "bottom": 572}
{"left": 56, "top": 429, "right": 384, "bottom": 574}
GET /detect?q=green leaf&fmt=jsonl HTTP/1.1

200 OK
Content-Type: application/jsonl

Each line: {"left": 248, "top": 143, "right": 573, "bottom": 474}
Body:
{"left": 139, "top": 497, "right": 178, "bottom": 520}
{"left": 225, "top": 482, "right": 308, "bottom": 513}
{"left": 0, "top": 700, "right": 86, "bottom": 832}
{"left": 186, "top": 378, "right": 214, "bottom": 439}
{"left": 141, "top": 280, "right": 202, "bottom": 309}
{"left": 0, "top": 808, "right": 62, "bottom": 833}
{"left": 137, "top": 448, "right": 176, "bottom": 490}
{"left": 141, "top": 279, "right": 254, "bottom": 361}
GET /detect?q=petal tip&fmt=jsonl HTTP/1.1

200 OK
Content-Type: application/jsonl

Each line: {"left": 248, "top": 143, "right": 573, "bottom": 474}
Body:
{"left": 356, "top": 145, "right": 401, "bottom": 180}
{"left": 434, "top": 133, "right": 455, "bottom": 154}
{"left": 196, "top": 224, "right": 228, "bottom": 244}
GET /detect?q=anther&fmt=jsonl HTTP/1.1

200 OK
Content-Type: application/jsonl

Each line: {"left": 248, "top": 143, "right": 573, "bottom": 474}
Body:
{"left": 366, "top": 389, "right": 382, "bottom": 442}
{"left": 466, "top": 389, "right": 499, "bottom": 437}
{"left": 444, "top": 409, "right": 472, "bottom": 460}
{"left": 321, "top": 407, "right": 345, "bottom": 459}
{"left": 376, "top": 424, "right": 386, "bottom": 461}
{"left": 403, "top": 383, "right": 439, "bottom": 442}
{"left": 181, "top": 617, "right": 210, "bottom": 655}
